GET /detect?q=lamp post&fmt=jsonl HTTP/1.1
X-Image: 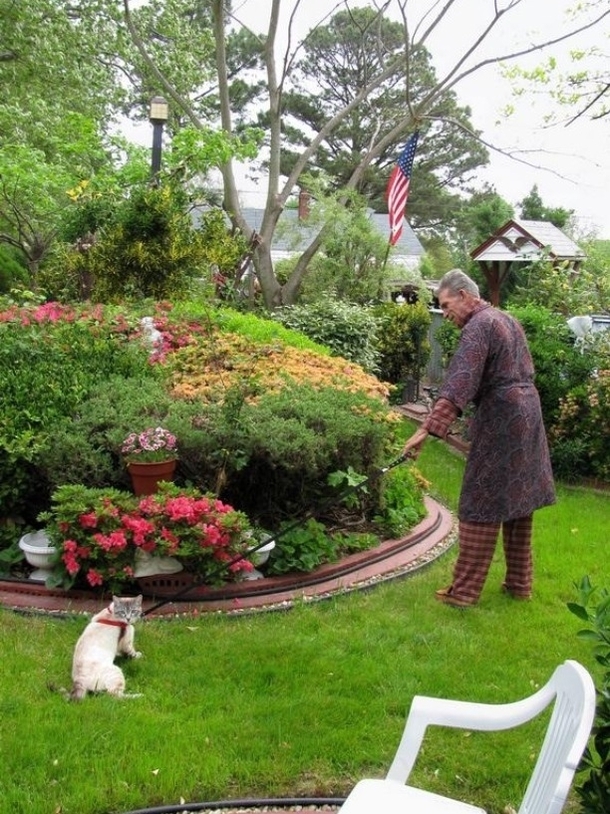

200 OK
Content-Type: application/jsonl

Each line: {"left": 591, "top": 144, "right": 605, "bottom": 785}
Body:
{"left": 148, "top": 95, "right": 168, "bottom": 182}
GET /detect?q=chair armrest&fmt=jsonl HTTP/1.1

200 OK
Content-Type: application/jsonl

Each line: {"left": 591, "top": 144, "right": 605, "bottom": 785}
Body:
{"left": 386, "top": 684, "right": 556, "bottom": 783}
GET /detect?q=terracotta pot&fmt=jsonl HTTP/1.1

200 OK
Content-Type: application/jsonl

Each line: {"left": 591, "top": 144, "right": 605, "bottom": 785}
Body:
{"left": 127, "top": 459, "right": 177, "bottom": 496}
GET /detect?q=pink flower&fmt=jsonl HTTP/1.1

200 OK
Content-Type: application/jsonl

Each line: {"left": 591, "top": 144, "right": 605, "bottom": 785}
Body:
{"left": 121, "top": 514, "right": 155, "bottom": 544}
{"left": 200, "top": 523, "right": 222, "bottom": 547}
{"left": 121, "top": 426, "right": 177, "bottom": 460}
{"left": 50, "top": 482, "right": 250, "bottom": 591}
{"left": 229, "top": 558, "right": 254, "bottom": 574}
{"left": 63, "top": 557, "right": 80, "bottom": 576}
{"left": 62, "top": 539, "right": 78, "bottom": 553}
{"left": 93, "top": 530, "right": 128, "bottom": 552}
{"left": 62, "top": 542, "right": 81, "bottom": 576}
{"left": 86, "top": 569, "right": 104, "bottom": 587}
{"left": 164, "top": 497, "right": 197, "bottom": 523}
{"left": 79, "top": 512, "right": 98, "bottom": 529}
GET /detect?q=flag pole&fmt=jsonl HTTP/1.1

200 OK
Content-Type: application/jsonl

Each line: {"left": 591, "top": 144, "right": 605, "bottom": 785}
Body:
{"left": 381, "top": 236, "right": 392, "bottom": 275}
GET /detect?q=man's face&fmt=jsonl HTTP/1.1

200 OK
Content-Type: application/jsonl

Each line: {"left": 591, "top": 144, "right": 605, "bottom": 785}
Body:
{"left": 438, "top": 288, "right": 473, "bottom": 328}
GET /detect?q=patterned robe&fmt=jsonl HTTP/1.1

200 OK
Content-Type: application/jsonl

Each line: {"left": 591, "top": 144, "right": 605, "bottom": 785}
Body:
{"left": 424, "top": 302, "right": 556, "bottom": 523}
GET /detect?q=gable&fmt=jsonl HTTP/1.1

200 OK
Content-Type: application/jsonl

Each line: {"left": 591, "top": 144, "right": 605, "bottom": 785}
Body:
{"left": 471, "top": 219, "right": 585, "bottom": 263}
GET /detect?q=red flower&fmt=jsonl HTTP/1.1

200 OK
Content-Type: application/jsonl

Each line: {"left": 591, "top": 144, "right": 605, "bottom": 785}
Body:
{"left": 86, "top": 569, "right": 104, "bottom": 587}
{"left": 121, "top": 514, "right": 155, "bottom": 545}
{"left": 200, "top": 523, "right": 222, "bottom": 547}
{"left": 164, "top": 496, "right": 198, "bottom": 523}
{"left": 79, "top": 512, "right": 98, "bottom": 529}
{"left": 93, "top": 530, "right": 128, "bottom": 552}
{"left": 229, "top": 558, "right": 254, "bottom": 574}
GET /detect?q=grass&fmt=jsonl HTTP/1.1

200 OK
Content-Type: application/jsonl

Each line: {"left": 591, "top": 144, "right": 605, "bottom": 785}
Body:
{"left": 0, "top": 424, "right": 607, "bottom": 814}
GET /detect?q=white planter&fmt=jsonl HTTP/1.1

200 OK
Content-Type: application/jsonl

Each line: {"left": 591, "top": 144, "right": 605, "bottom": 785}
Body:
{"left": 240, "top": 538, "right": 276, "bottom": 581}
{"left": 19, "top": 530, "right": 56, "bottom": 582}
{"left": 248, "top": 538, "right": 276, "bottom": 567}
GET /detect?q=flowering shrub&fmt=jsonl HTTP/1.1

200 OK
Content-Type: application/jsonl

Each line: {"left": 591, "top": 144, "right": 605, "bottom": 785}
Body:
{"left": 41, "top": 483, "right": 253, "bottom": 592}
{"left": 122, "top": 427, "right": 178, "bottom": 463}
{"left": 550, "top": 369, "right": 610, "bottom": 481}
{"left": 169, "top": 333, "right": 391, "bottom": 403}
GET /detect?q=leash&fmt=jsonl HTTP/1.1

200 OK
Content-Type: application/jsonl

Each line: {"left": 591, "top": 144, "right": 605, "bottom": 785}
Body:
{"left": 142, "top": 452, "right": 411, "bottom": 616}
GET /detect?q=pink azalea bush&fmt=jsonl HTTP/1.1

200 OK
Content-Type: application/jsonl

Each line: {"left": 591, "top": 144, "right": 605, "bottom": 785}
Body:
{"left": 41, "top": 483, "right": 253, "bottom": 592}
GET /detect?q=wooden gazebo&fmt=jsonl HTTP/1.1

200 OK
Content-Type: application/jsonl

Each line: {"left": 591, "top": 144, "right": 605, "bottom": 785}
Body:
{"left": 470, "top": 219, "right": 586, "bottom": 306}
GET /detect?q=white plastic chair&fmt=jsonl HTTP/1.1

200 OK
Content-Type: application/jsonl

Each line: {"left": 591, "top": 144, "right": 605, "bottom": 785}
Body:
{"left": 339, "top": 660, "right": 596, "bottom": 814}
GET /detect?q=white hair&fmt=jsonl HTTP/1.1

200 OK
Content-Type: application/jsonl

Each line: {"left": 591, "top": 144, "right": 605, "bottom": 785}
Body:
{"left": 437, "top": 269, "right": 479, "bottom": 298}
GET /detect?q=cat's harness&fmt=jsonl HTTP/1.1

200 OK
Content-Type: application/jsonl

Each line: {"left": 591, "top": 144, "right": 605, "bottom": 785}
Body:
{"left": 97, "top": 615, "right": 128, "bottom": 640}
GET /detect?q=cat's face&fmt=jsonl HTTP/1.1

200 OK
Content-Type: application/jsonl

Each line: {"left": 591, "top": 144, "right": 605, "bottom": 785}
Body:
{"left": 111, "top": 595, "right": 143, "bottom": 623}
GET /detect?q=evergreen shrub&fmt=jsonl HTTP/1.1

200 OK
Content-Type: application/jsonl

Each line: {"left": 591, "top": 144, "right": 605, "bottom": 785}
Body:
{"left": 0, "top": 309, "right": 154, "bottom": 527}
{"left": 372, "top": 301, "right": 431, "bottom": 398}
{"left": 41, "top": 185, "right": 214, "bottom": 302}
{"left": 271, "top": 299, "right": 381, "bottom": 373}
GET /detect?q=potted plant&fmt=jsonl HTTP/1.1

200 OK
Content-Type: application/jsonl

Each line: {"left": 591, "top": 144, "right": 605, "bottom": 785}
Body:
{"left": 121, "top": 426, "right": 178, "bottom": 495}
{"left": 40, "top": 483, "right": 254, "bottom": 594}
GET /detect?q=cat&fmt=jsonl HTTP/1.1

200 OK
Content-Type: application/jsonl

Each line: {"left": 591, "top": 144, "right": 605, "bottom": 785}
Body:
{"left": 68, "top": 595, "right": 144, "bottom": 701}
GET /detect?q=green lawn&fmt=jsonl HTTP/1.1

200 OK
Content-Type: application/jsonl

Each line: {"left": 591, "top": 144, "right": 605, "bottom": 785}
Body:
{"left": 0, "top": 428, "right": 607, "bottom": 814}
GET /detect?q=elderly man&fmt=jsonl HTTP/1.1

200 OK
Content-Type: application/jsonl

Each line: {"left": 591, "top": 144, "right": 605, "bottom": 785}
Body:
{"left": 403, "top": 269, "right": 555, "bottom": 607}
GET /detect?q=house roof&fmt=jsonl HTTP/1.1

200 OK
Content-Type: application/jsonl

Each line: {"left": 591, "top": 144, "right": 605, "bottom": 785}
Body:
{"left": 240, "top": 207, "right": 424, "bottom": 259}
{"left": 470, "top": 219, "right": 586, "bottom": 263}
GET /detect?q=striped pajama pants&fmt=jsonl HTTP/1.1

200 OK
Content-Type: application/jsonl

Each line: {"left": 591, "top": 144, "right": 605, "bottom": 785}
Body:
{"left": 450, "top": 515, "right": 533, "bottom": 603}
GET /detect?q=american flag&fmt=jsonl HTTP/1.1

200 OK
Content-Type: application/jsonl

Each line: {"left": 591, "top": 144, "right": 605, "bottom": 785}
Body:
{"left": 386, "top": 131, "right": 419, "bottom": 246}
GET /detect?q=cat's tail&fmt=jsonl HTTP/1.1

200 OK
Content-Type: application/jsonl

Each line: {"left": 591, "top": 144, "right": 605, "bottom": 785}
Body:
{"left": 46, "top": 682, "right": 72, "bottom": 701}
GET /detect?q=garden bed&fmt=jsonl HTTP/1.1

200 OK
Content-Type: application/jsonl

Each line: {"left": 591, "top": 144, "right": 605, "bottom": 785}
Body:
{"left": 0, "top": 496, "right": 453, "bottom": 617}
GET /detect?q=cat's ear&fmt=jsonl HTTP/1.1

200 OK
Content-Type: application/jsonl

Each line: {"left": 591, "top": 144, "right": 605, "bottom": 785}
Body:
{"left": 135, "top": 594, "right": 143, "bottom": 605}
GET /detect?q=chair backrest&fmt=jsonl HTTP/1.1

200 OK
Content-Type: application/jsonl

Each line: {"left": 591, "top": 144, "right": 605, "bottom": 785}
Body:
{"left": 519, "top": 660, "right": 596, "bottom": 814}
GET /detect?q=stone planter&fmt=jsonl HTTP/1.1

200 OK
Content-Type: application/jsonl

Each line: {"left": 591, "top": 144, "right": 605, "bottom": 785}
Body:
{"left": 18, "top": 530, "right": 56, "bottom": 582}
{"left": 133, "top": 549, "right": 184, "bottom": 578}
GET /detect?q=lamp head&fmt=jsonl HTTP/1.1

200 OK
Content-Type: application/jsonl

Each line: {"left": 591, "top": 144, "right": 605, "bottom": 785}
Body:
{"left": 149, "top": 96, "right": 168, "bottom": 124}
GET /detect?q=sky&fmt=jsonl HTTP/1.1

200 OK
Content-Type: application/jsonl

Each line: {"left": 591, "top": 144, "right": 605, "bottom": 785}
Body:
{"left": 224, "top": 0, "right": 610, "bottom": 238}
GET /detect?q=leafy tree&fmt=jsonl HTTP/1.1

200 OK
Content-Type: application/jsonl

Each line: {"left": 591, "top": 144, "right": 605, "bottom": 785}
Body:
{"left": 276, "top": 185, "right": 413, "bottom": 305}
{"left": 458, "top": 187, "right": 515, "bottom": 247}
{"left": 196, "top": 1, "right": 608, "bottom": 308}
{"left": 0, "top": 0, "right": 128, "bottom": 282}
{"left": 0, "top": 0, "right": 257, "bottom": 287}
{"left": 518, "top": 185, "right": 573, "bottom": 229}
{"left": 43, "top": 183, "right": 214, "bottom": 302}
{"left": 4, "top": 0, "right": 608, "bottom": 309}
{"left": 276, "top": 8, "right": 489, "bottom": 232}
{"left": 0, "top": 0, "right": 125, "bottom": 143}
{"left": 508, "top": 240, "right": 610, "bottom": 316}
{"left": 504, "top": 0, "right": 610, "bottom": 126}
{"left": 0, "top": 122, "right": 114, "bottom": 284}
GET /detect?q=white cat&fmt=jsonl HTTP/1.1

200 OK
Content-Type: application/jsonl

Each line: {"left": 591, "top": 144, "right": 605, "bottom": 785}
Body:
{"left": 69, "top": 595, "right": 143, "bottom": 701}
